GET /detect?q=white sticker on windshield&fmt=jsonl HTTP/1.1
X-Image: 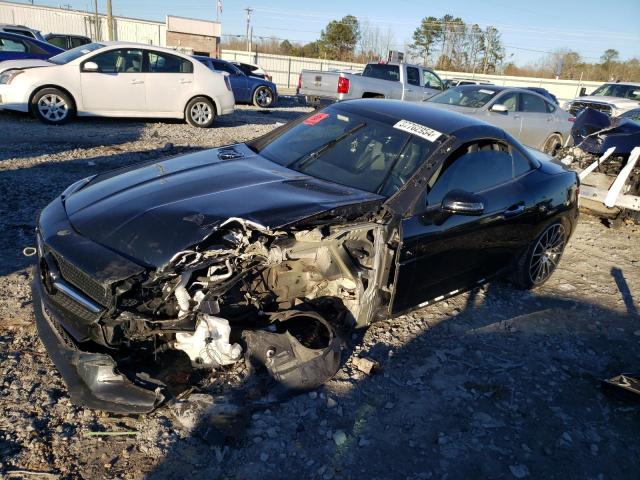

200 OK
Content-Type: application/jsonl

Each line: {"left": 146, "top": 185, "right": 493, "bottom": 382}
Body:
{"left": 479, "top": 89, "right": 495, "bottom": 95}
{"left": 393, "top": 119, "right": 442, "bottom": 142}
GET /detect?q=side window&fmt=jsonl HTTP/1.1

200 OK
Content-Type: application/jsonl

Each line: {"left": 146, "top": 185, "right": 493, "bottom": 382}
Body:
{"left": 426, "top": 142, "right": 513, "bottom": 205}
{"left": 212, "top": 60, "right": 236, "bottom": 75}
{"left": 521, "top": 93, "right": 547, "bottom": 113}
{"left": 406, "top": 66, "right": 421, "bottom": 87}
{"left": 147, "top": 51, "right": 193, "bottom": 73}
{"left": 47, "top": 36, "right": 67, "bottom": 49}
{"left": 89, "top": 49, "right": 143, "bottom": 73}
{"left": 0, "top": 37, "right": 27, "bottom": 52}
{"left": 70, "top": 37, "right": 88, "bottom": 48}
{"left": 379, "top": 137, "right": 432, "bottom": 196}
{"left": 423, "top": 70, "right": 442, "bottom": 89}
{"left": 512, "top": 147, "right": 533, "bottom": 177}
{"left": 545, "top": 101, "right": 556, "bottom": 113}
{"left": 495, "top": 92, "right": 518, "bottom": 112}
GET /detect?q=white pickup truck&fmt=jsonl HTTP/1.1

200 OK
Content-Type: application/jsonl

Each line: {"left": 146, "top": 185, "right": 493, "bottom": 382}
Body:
{"left": 298, "top": 62, "right": 444, "bottom": 107}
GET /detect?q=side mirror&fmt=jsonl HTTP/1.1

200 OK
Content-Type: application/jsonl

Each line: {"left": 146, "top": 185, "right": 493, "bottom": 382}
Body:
{"left": 82, "top": 61, "right": 99, "bottom": 72}
{"left": 579, "top": 87, "right": 587, "bottom": 96}
{"left": 442, "top": 190, "right": 484, "bottom": 216}
{"left": 490, "top": 103, "right": 508, "bottom": 113}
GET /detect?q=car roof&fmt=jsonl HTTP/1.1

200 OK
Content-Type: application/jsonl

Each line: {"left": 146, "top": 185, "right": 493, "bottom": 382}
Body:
{"left": 604, "top": 82, "right": 640, "bottom": 87}
{"left": 334, "top": 99, "right": 504, "bottom": 138}
{"left": 0, "top": 30, "right": 57, "bottom": 47}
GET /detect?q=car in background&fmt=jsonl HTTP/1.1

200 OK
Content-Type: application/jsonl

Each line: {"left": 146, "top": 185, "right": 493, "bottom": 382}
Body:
{"left": 45, "top": 33, "right": 91, "bottom": 51}
{"left": 426, "top": 85, "right": 573, "bottom": 156}
{"left": 564, "top": 82, "right": 640, "bottom": 117}
{"left": 443, "top": 78, "right": 493, "bottom": 89}
{"left": 0, "top": 42, "right": 234, "bottom": 127}
{"left": 0, "top": 31, "right": 63, "bottom": 62}
{"left": 195, "top": 55, "right": 277, "bottom": 108}
{"left": 0, "top": 24, "right": 46, "bottom": 42}
{"left": 31, "top": 99, "right": 578, "bottom": 412}
{"left": 524, "top": 87, "right": 559, "bottom": 105}
{"left": 231, "top": 61, "right": 272, "bottom": 82}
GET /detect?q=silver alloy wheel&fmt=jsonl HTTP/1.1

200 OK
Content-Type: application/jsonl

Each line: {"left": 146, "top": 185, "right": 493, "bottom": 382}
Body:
{"left": 38, "top": 94, "right": 68, "bottom": 122}
{"left": 190, "top": 101, "right": 212, "bottom": 126}
{"left": 255, "top": 87, "right": 273, "bottom": 107}
{"left": 529, "top": 223, "right": 566, "bottom": 285}
{"left": 543, "top": 134, "right": 562, "bottom": 157}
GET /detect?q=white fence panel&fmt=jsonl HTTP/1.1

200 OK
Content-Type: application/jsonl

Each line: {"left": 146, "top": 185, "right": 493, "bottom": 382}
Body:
{"left": 221, "top": 49, "right": 604, "bottom": 102}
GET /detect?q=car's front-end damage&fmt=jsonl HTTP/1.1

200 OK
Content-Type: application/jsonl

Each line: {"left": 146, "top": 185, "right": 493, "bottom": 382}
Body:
{"left": 32, "top": 161, "right": 400, "bottom": 413}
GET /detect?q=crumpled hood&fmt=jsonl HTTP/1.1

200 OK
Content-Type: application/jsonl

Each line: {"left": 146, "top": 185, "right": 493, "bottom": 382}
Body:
{"left": 64, "top": 145, "right": 382, "bottom": 267}
{"left": 572, "top": 95, "right": 640, "bottom": 110}
{"left": 0, "top": 59, "right": 53, "bottom": 73}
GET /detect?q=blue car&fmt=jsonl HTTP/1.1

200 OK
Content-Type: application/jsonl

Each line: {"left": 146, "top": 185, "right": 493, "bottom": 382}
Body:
{"left": 194, "top": 56, "right": 277, "bottom": 108}
{"left": 0, "top": 31, "right": 63, "bottom": 62}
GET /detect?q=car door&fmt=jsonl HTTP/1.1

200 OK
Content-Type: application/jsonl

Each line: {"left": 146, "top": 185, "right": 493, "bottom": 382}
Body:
{"left": 403, "top": 66, "right": 423, "bottom": 102}
{"left": 213, "top": 60, "right": 248, "bottom": 102}
{"left": 144, "top": 50, "right": 194, "bottom": 115}
{"left": 485, "top": 91, "right": 523, "bottom": 140}
{"left": 421, "top": 69, "right": 443, "bottom": 100}
{"left": 80, "top": 48, "right": 146, "bottom": 113}
{"left": 393, "top": 139, "right": 537, "bottom": 312}
{"left": 518, "top": 92, "right": 554, "bottom": 149}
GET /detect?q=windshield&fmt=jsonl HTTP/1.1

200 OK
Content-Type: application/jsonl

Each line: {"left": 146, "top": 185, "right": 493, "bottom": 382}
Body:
{"left": 591, "top": 83, "right": 640, "bottom": 101}
{"left": 251, "top": 106, "right": 440, "bottom": 196}
{"left": 48, "top": 42, "right": 104, "bottom": 65}
{"left": 427, "top": 86, "right": 498, "bottom": 108}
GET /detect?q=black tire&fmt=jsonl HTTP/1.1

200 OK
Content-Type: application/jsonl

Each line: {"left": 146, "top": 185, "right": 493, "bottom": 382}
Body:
{"left": 511, "top": 221, "right": 567, "bottom": 290}
{"left": 542, "top": 133, "right": 563, "bottom": 157}
{"left": 185, "top": 96, "right": 216, "bottom": 128}
{"left": 253, "top": 86, "right": 274, "bottom": 108}
{"left": 30, "top": 87, "right": 75, "bottom": 125}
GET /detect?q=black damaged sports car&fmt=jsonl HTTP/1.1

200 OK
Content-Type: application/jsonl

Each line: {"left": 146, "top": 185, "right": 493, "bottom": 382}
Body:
{"left": 33, "top": 99, "right": 579, "bottom": 413}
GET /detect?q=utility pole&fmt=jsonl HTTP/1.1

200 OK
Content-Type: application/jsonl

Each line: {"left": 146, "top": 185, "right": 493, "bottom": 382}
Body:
{"left": 93, "top": 0, "right": 100, "bottom": 41}
{"left": 106, "top": 0, "right": 114, "bottom": 41}
{"left": 244, "top": 7, "right": 252, "bottom": 52}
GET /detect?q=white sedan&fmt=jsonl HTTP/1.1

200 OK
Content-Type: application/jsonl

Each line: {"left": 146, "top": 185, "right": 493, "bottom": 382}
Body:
{"left": 0, "top": 41, "right": 235, "bottom": 127}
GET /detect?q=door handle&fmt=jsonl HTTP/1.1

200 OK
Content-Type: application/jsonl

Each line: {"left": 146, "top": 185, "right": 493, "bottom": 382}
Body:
{"left": 180, "top": 79, "right": 193, "bottom": 84}
{"left": 130, "top": 79, "right": 144, "bottom": 84}
{"left": 513, "top": 114, "right": 521, "bottom": 119}
{"left": 503, "top": 204, "right": 525, "bottom": 218}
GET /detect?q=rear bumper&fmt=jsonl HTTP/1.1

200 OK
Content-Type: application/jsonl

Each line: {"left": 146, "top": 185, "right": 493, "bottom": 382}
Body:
{"left": 32, "top": 272, "right": 162, "bottom": 413}
{"left": 303, "top": 95, "right": 337, "bottom": 108}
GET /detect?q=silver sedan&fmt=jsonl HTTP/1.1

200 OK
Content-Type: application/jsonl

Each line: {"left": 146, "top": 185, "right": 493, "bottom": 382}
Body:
{"left": 425, "top": 85, "right": 573, "bottom": 156}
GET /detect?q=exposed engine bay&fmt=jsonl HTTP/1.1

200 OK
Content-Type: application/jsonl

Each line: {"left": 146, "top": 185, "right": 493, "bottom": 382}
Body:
{"left": 55, "top": 215, "right": 398, "bottom": 408}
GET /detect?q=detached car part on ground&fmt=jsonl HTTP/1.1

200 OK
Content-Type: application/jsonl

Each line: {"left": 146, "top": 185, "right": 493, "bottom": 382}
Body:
{"left": 0, "top": 41, "right": 234, "bottom": 127}
{"left": 32, "top": 100, "right": 579, "bottom": 413}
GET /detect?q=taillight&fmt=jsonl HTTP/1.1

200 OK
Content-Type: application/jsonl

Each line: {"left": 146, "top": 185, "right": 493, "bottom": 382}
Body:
{"left": 297, "top": 73, "right": 302, "bottom": 90}
{"left": 224, "top": 75, "right": 231, "bottom": 91}
{"left": 337, "top": 77, "right": 350, "bottom": 94}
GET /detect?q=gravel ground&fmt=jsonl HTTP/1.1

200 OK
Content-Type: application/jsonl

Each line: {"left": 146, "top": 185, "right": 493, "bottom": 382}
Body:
{"left": 0, "top": 102, "right": 639, "bottom": 480}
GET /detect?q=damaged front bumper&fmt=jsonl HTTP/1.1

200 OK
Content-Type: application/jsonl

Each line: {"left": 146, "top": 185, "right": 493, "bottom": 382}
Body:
{"left": 32, "top": 274, "right": 163, "bottom": 414}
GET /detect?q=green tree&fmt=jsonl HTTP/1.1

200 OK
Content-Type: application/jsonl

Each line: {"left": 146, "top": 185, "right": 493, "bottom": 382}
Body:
{"left": 601, "top": 48, "right": 619, "bottom": 79}
{"left": 411, "top": 16, "right": 442, "bottom": 65}
{"left": 302, "top": 41, "right": 321, "bottom": 58}
{"left": 319, "top": 15, "right": 360, "bottom": 60}
{"left": 279, "top": 39, "right": 293, "bottom": 55}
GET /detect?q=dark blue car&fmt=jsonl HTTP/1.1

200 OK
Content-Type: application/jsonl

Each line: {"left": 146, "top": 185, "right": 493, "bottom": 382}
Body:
{"left": 0, "top": 31, "right": 63, "bottom": 62}
{"left": 194, "top": 56, "right": 277, "bottom": 108}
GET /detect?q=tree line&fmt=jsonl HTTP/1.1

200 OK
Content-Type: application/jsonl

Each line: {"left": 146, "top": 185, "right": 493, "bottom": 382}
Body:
{"left": 221, "top": 14, "right": 639, "bottom": 81}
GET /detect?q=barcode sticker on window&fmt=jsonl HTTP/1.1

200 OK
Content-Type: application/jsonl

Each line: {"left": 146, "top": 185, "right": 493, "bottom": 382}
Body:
{"left": 393, "top": 119, "right": 442, "bottom": 142}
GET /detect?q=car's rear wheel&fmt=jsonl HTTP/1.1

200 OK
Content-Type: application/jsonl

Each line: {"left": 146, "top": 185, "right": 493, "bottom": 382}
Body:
{"left": 31, "top": 88, "right": 75, "bottom": 125}
{"left": 512, "top": 222, "right": 567, "bottom": 289}
{"left": 542, "top": 133, "right": 563, "bottom": 157}
{"left": 185, "top": 97, "right": 215, "bottom": 128}
{"left": 253, "top": 86, "right": 274, "bottom": 108}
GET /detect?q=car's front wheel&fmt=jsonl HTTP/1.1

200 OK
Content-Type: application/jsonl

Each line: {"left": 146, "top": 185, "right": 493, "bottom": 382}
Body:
{"left": 31, "top": 88, "right": 75, "bottom": 125}
{"left": 512, "top": 222, "right": 567, "bottom": 289}
{"left": 185, "top": 97, "right": 216, "bottom": 128}
{"left": 253, "top": 86, "right": 274, "bottom": 108}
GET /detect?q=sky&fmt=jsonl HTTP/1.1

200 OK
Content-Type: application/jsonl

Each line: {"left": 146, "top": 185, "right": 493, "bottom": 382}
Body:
{"left": 17, "top": 0, "right": 640, "bottom": 65}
